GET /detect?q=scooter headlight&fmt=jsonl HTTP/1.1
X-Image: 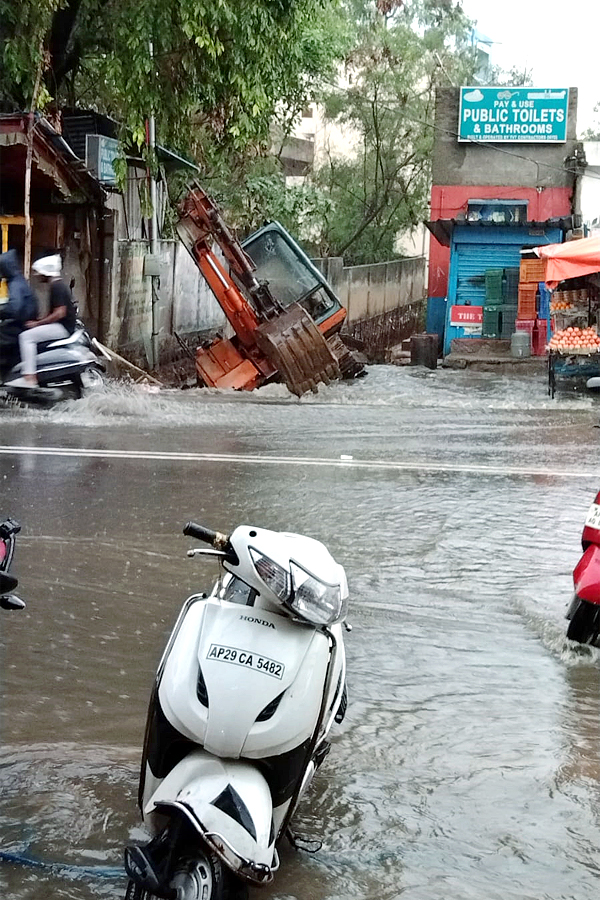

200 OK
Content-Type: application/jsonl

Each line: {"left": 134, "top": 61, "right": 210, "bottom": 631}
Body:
{"left": 288, "top": 562, "right": 346, "bottom": 626}
{"left": 249, "top": 549, "right": 290, "bottom": 601}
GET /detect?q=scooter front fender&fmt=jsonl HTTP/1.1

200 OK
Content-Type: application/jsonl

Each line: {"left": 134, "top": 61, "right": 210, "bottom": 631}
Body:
{"left": 573, "top": 544, "right": 600, "bottom": 605}
{"left": 144, "top": 749, "right": 276, "bottom": 884}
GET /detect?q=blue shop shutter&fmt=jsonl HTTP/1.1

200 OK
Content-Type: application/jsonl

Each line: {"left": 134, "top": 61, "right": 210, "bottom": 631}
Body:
{"left": 452, "top": 226, "right": 563, "bottom": 307}
{"left": 455, "top": 243, "right": 522, "bottom": 307}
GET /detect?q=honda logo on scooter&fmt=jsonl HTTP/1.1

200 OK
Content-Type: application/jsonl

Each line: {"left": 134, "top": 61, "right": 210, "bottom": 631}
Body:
{"left": 239, "top": 614, "right": 275, "bottom": 628}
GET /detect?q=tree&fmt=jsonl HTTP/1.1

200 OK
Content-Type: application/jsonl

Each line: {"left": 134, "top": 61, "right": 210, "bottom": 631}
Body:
{"left": 482, "top": 64, "right": 533, "bottom": 88}
{"left": 581, "top": 103, "right": 600, "bottom": 142}
{"left": 302, "top": 0, "right": 478, "bottom": 263}
{"left": 0, "top": 0, "right": 342, "bottom": 156}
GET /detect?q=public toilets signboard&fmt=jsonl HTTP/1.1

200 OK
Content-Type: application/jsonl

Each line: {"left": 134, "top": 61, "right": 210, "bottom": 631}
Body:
{"left": 458, "top": 87, "right": 569, "bottom": 142}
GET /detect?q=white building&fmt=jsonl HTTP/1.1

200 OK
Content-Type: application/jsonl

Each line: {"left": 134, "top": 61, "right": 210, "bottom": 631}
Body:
{"left": 581, "top": 142, "right": 600, "bottom": 236}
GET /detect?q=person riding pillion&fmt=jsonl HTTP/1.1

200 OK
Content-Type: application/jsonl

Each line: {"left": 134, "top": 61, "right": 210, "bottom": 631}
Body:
{"left": 20, "top": 254, "right": 77, "bottom": 387}
{"left": 0, "top": 250, "right": 38, "bottom": 350}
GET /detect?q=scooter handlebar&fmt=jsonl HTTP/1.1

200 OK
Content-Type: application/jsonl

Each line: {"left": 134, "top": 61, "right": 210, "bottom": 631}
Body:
{"left": 183, "top": 521, "right": 229, "bottom": 549}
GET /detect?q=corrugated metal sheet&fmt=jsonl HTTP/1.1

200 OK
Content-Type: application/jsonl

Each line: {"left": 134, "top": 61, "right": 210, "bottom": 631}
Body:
{"left": 455, "top": 243, "right": 522, "bottom": 306}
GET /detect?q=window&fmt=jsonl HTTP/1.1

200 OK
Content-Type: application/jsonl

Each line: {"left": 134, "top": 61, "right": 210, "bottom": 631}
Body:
{"left": 466, "top": 200, "right": 529, "bottom": 225}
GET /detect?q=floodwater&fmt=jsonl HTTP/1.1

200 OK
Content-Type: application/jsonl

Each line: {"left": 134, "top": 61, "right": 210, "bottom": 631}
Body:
{"left": 1, "top": 365, "right": 600, "bottom": 900}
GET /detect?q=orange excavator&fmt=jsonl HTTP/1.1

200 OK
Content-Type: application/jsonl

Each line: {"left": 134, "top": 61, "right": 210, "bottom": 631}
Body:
{"left": 176, "top": 186, "right": 363, "bottom": 397}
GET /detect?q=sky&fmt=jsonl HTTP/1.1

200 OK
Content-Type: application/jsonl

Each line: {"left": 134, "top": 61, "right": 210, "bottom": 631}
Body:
{"left": 460, "top": 0, "right": 598, "bottom": 134}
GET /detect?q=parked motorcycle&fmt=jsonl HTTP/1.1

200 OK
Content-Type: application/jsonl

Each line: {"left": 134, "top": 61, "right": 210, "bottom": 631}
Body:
{"left": 0, "top": 518, "right": 25, "bottom": 611}
{"left": 124, "top": 521, "right": 349, "bottom": 900}
{"left": 0, "top": 318, "right": 106, "bottom": 406}
{"left": 566, "top": 490, "right": 600, "bottom": 644}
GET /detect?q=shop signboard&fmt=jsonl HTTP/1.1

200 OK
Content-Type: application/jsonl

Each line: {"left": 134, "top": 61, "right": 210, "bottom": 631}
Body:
{"left": 450, "top": 305, "right": 483, "bottom": 334}
{"left": 458, "top": 87, "right": 569, "bottom": 143}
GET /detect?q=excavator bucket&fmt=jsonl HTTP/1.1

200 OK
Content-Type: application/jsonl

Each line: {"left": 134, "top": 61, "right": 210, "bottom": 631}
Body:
{"left": 254, "top": 304, "right": 340, "bottom": 397}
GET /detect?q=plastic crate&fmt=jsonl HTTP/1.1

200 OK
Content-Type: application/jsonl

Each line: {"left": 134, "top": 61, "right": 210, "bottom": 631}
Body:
{"left": 515, "top": 318, "right": 535, "bottom": 334}
{"left": 500, "top": 303, "right": 518, "bottom": 339}
{"left": 483, "top": 304, "right": 502, "bottom": 338}
{"left": 503, "top": 268, "right": 520, "bottom": 302}
{"left": 533, "top": 319, "right": 548, "bottom": 356}
{"left": 518, "top": 284, "right": 537, "bottom": 319}
{"left": 485, "top": 269, "right": 504, "bottom": 302}
{"left": 520, "top": 258, "right": 546, "bottom": 284}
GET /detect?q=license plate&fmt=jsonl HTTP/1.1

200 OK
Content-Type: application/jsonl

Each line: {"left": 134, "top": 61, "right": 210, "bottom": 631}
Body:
{"left": 207, "top": 644, "right": 285, "bottom": 679}
{"left": 585, "top": 503, "right": 600, "bottom": 529}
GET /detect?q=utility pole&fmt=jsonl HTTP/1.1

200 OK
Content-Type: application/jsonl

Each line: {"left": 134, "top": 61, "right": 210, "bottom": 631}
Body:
{"left": 149, "top": 40, "right": 159, "bottom": 370}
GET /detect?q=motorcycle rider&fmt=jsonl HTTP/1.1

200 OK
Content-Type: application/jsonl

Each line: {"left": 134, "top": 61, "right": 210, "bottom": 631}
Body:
{"left": 0, "top": 250, "right": 38, "bottom": 380}
{"left": 20, "top": 254, "right": 76, "bottom": 387}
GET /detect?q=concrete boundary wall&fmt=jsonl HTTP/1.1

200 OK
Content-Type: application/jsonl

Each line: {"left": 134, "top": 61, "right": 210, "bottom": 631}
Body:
{"left": 314, "top": 256, "right": 426, "bottom": 322}
{"left": 106, "top": 239, "right": 228, "bottom": 361}
{"left": 314, "top": 255, "right": 427, "bottom": 355}
{"left": 107, "top": 243, "right": 426, "bottom": 364}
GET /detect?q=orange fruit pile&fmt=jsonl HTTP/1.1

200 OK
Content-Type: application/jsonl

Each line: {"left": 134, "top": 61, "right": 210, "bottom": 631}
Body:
{"left": 550, "top": 300, "right": 574, "bottom": 311}
{"left": 548, "top": 327, "right": 600, "bottom": 352}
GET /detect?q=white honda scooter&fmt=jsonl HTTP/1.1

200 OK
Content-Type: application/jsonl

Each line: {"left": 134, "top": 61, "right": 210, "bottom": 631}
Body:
{"left": 124, "top": 521, "right": 349, "bottom": 900}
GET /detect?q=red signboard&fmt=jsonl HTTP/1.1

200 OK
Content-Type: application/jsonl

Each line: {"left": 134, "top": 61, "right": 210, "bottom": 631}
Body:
{"left": 450, "top": 305, "right": 483, "bottom": 326}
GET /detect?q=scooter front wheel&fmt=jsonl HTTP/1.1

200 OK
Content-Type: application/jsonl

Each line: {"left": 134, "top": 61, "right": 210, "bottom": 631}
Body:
{"left": 80, "top": 365, "right": 106, "bottom": 392}
{"left": 69, "top": 366, "right": 106, "bottom": 399}
{"left": 124, "top": 852, "right": 242, "bottom": 900}
{"left": 566, "top": 599, "right": 600, "bottom": 645}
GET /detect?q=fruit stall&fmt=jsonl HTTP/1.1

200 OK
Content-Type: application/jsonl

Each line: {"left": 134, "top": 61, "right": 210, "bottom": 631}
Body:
{"left": 548, "top": 326, "right": 600, "bottom": 398}
{"left": 531, "top": 237, "right": 600, "bottom": 398}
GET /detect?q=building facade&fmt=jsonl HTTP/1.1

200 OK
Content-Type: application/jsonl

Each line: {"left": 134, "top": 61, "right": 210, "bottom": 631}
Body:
{"left": 426, "top": 86, "right": 579, "bottom": 353}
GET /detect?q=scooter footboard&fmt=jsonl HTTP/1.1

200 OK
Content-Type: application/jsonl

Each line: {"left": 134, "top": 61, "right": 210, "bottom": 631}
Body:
{"left": 144, "top": 749, "right": 277, "bottom": 884}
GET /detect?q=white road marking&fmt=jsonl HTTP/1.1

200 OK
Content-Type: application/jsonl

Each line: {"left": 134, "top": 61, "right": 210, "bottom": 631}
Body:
{"left": 0, "top": 444, "right": 595, "bottom": 479}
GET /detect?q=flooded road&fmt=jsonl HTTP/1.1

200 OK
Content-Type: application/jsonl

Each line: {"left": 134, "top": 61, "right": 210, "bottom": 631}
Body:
{"left": 1, "top": 365, "right": 600, "bottom": 899}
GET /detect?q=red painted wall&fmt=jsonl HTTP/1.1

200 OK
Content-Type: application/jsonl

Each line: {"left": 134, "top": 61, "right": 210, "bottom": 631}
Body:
{"left": 428, "top": 185, "right": 572, "bottom": 298}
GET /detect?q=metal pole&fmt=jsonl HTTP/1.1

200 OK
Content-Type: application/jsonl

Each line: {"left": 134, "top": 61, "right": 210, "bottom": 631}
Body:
{"left": 149, "top": 40, "right": 159, "bottom": 369}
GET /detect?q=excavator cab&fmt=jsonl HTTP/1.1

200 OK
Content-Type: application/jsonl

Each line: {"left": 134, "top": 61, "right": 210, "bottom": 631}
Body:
{"left": 242, "top": 223, "right": 342, "bottom": 329}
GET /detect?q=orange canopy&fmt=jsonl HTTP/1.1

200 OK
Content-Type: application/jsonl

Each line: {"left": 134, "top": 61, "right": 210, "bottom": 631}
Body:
{"left": 534, "top": 236, "right": 600, "bottom": 290}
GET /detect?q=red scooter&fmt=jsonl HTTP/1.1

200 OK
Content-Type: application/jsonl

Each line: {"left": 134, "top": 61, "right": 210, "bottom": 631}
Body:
{"left": 566, "top": 492, "right": 600, "bottom": 643}
{"left": 0, "top": 518, "right": 25, "bottom": 610}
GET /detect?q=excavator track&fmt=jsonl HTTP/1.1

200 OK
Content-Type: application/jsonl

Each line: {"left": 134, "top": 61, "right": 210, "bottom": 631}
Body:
{"left": 254, "top": 304, "right": 340, "bottom": 397}
{"left": 326, "top": 334, "right": 366, "bottom": 380}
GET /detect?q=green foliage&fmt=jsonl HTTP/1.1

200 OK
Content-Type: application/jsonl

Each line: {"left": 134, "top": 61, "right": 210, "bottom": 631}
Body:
{"left": 231, "top": 175, "right": 332, "bottom": 246}
{"left": 0, "top": 0, "right": 342, "bottom": 158}
{"left": 169, "top": 150, "right": 331, "bottom": 246}
{"left": 306, "top": 0, "right": 477, "bottom": 263}
{"left": 0, "top": 0, "right": 59, "bottom": 110}
{"left": 166, "top": 0, "right": 478, "bottom": 263}
{"left": 0, "top": 0, "right": 481, "bottom": 269}
{"left": 582, "top": 104, "right": 600, "bottom": 141}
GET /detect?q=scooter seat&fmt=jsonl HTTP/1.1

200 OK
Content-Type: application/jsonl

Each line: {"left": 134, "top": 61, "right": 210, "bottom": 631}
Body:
{"left": 45, "top": 330, "right": 83, "bottom": 350}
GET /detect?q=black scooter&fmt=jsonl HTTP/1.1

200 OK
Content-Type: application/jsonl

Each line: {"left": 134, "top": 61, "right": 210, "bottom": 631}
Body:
{"left": 0, "top": 518, "right": 25, "bottom": 611}
{"left": 0, "top": 319, "right": 106, "bottom": 406}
